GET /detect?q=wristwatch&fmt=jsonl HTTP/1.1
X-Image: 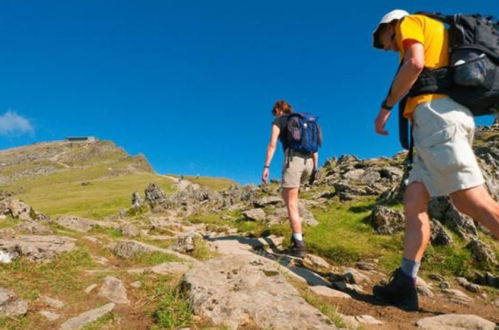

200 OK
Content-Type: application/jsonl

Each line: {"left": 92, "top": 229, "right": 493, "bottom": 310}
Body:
{"left": 263, "top": 165, "right": 269, "bottom": 169}
{"left": 381, "top": 98, "right": 394, "bottom": 111}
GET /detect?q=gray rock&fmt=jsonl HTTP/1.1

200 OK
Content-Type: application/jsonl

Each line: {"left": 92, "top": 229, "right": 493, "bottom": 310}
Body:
{"left": 112, "top": 239, "right": 199, "bottom": 263}
{"left": 466, "top": 239, "right": 497, "bottom": 265}
{"left": 0, "top": 288, "right": 28, "bottom": 317}
{"left": 370, "top": 205, "right": 404, "bottom": 234}
{"left": 38, "top": 296, "right": 65, "bottom": 309}
{"left": 131, "top": 191, "right": 142, "bottom": 208}
{"left": 15, "top": 221, "right": 53, "bottom": 235}
{"left": 416, "top": 313, "right": 495, "bottom": 330}
{"left": 456, "top": 277, "right": 481, "bottom": 293}
{"left": 0, "top": 198, "right": 49, "bottom": 222}
{"left": 84, "top": 284, "right": 98, "bottom": 294}
{"left": 171, "top": 232, "right": 202, "bottom": 253}
{"left": 253, "top": 196, "right": 284, "bottom": 208}
{"left": 442, "top": 288, "right": 473, "bottom": 305}
{"left": 144, "top": 183, "right": 167, "bottom": 208}
{"left": 39, "top": 310, "right": 60, "bottom": 321}
{"left": 430, "top": 219, "right": 453, "bottom": 246}
{"left": 309, "top": 285, "right": 351, "bottom": 299}
{"left": 0, "top": 235, "right": 76, "bottom": 262}
{"left": 119, "top": 223, "right": 140, "bottom": 238}
{"left": 343, "top": 169, "right": 365, "bottom": 180}
{"left": 301, "top": 254, "right": 332, "bottom": 273}
{"left": 181, "top": 254, "right": 335, "bottom": 329}
{"left": 242, "top": 208, "right": 266, "bottom": 221}
{"left": 113, "top": 240, "right": 149, "bottom": 258}
{"left": 55, "top": 215, "right": 119, "bottom": 233}
{"left": 60, "top": 303, "right": 115, "bottom": 330}
{"left": 342, "top": 268, "right": 370, "bottom": 284}
{"left": 98, "top": 276, "right": 129, "bottom": 305}
{"left": 128, "top": 262, "right": 190, "bottom": 276}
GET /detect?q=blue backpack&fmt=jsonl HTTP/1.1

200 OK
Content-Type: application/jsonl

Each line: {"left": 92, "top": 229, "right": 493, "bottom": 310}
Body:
{"left": 284, "top": 113, "right": 322, "bottom": 155}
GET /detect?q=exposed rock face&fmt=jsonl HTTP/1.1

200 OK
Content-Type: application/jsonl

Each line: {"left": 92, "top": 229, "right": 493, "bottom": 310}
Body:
{"left": 171, "top": 232, "right": 202, "bottom": 254}
{"left": 416, "top": 313, "right": 495, "bottom": 330}
{"left": 0, "top": 288, "right": 28, "bottom": 317}
{"left": 242, "top": 208, "right": 266, "bottom": 222}
{"left": 144, "top": 183, "right": 167, "bottom": 209}
{"left": 98, "top": 276, "right": 129, "bottom": 304}
{"left": 131, "top": 191, "right": 143, "bottom": 208}
{"left": 430, "top": 219, "right": 453, "bottom": 246}
{"left": 15, "top": 221, "right": 53, "bottom": 235}
{"left": 119, "top": 223, "right": 140, "bottom": 238}
{"left": 0, "top": 235, "right": 76, "bottom": 262}
{"left": 55, "top": 215, "right": 118, "bottom": 233}
{"left": 60, "top": 303, "right": 115, "bottom": 330}
{"left": 0, "top": 198, "right": 49, "bottom": 222}
{"left": 181, "top": 254, "right": 335, "bottom": 330}
{"left": 113, "top": 240, "right": 149, "bottom": 258}
{"left": 466, "top": 239, "right": 497, "bottom": 265}
{"left": 370, "top": 205, "right": 404, "bottom": 234}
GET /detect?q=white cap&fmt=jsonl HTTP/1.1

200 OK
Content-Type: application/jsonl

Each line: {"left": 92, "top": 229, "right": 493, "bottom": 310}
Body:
{"left": 373, "top": 9, "right": 409, "bottom": 48}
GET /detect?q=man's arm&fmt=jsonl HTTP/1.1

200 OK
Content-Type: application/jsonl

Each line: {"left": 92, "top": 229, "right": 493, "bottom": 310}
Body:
{"left": 262, "top": 125, "right": 280, "bottom": 183}
{"left": 374, "top": 42, "right": 425, "bottom": 135}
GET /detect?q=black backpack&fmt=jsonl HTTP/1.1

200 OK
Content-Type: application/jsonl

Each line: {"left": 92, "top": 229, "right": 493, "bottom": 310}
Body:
{"left": 409, "top": 12, "right": 499, "bottom": 116}
{"left": 399, "top": 13, "right": 499, "bottom": 153}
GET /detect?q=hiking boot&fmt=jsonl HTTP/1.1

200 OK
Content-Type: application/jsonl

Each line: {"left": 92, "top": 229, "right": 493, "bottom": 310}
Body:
{"left": 283, "top": 236, "right": 306, "bottom": 258}
{"left": 373, "top": 268, "right": 419, "bottom": 311}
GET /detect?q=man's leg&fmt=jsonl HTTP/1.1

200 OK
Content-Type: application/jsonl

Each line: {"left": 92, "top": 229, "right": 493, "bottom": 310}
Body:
{"left": 403, "top": 181, "right": 432, "bottom": 267}
{"left": 450, "top": 185, "right": 499, "bottom": 239}
{"left": 373, "top": 181, "right": 431, "bottom": 311}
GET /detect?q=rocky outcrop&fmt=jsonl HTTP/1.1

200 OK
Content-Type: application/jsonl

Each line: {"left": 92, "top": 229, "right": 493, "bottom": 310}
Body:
{"left": 181, "top": 254, "right": 335, "bottom": 329}
{"left": 98, "top": 276, "right": 129, "bottom": 305}
{"left": 0, "top": 198, "right": 49, "bottom": 222}
{"left": 60, "top": 303, "right": 115, "bottom": 330}
{"left": 416, "top": 313, "right": 495, "bottom": 330}
{"left": 0, "top": 235, "right": 76, "bottom": 262}
{"left": 0, "top": 288, "right": 28, "bottom": 317}
{"left": 55, "top": 215, "right": 119, "bottom": 233}
{"left": 370, "top": 205, "right": 404, "bottom": 234}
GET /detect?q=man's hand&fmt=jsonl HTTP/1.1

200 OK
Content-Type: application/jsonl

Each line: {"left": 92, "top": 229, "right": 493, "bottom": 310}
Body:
{"left": 374, "top": 108, "right": 392, "bottom": 135}
{"left": 262, "top": 168, "right": 269, "bottom": 183}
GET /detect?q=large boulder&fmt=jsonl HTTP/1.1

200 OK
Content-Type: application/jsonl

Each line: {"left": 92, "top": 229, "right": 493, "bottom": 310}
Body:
{"left": 181, "top": 254, "right": 335, "bottom": 329}
{"left": 242, "top": 208, "right": 266, "bottom": 222}
{"left": 416, "top": 313, "right": 495, "bottom": 330}
{"left": 0, "top": 288, "right": 28, "bottom": 317}
{"left": 466, "top": 239, "right": 497, "bottom": 265}
{"left": 0, "top": 198, "right": 49, "bottom": 222}
{"left": 0, "top": 235, "right": 76, "bottom": 262}
{"left": 144, "top": 183, "right": 167, "bottom": 208}
{"left": 370, "top": 205, "right": 404, "bottom": 234}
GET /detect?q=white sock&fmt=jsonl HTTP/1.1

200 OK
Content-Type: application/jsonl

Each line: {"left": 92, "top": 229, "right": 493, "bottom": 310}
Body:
{"left": 293, "top": 233, "right": 303, "bottom": 241}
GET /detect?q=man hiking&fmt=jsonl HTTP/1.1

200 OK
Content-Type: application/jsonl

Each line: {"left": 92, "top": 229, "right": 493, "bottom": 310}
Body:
{"left": 262, "top": 100, "right": 320, "bottom": 258}
{"left": 371, "top": 9, "right": 499, "bottom": 311}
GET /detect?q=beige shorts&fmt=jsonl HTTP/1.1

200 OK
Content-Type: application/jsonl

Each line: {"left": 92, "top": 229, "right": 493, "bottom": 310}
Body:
{"left": 408, "top": 97, "right": 485, "bottom": 197}
{"left": 281, "top": 150, "right": 314, "bottom": 189}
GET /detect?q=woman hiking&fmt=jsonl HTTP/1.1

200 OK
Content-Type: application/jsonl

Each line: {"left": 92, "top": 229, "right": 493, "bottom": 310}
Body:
{"left": 262, "top": 100, "right": 319, "bottom": 258}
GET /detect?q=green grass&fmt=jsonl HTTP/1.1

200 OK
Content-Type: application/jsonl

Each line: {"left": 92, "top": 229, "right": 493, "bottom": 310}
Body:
{"left": 126, "top": 252, "right": 179, "bottom": 267}
{"left": 152, "top": 286, "right": 192, "bottom": 329}
{"left": 5, "top": 172, "right": 175, "bottom": 219}
{"left": 189, "top": 236, "right": 218, "bottom": 260}
{"left": 0, "top": 215, "right": 20, "bottom": 229}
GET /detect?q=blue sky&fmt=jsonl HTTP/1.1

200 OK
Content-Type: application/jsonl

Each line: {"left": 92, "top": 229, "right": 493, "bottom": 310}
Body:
{"left": 0, "top": 0, "right": 497, "bottom": 184}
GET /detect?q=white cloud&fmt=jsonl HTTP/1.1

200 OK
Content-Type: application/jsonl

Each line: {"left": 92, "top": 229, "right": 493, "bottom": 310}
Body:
{"left": 0, "top": 111, "right": 34, "bottom": 136}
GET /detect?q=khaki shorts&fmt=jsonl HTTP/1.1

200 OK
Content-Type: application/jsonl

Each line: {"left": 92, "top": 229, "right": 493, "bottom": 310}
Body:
{"left": 281, "top": 150, "right": 314, "bottom": 189}
{"left": 408, "top": 97, "right": 485, "bottom": 197}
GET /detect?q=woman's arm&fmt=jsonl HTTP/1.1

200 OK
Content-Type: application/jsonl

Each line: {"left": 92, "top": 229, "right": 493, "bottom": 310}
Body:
{"left": 262, "top": 124, "right": 280, "bottom": 183}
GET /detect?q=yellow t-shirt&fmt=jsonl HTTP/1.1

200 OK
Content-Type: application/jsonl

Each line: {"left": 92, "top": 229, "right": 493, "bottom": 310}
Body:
{"left": 396, "top": 15, "right": 449, "bottom": 119}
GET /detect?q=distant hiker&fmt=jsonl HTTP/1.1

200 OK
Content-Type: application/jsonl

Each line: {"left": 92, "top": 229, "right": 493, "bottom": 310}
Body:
{"left": 371, "top": 9, "right": 499, "bottom": 311}
{"left": 262, "top": 100, "right": 322, "bottom": 258}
